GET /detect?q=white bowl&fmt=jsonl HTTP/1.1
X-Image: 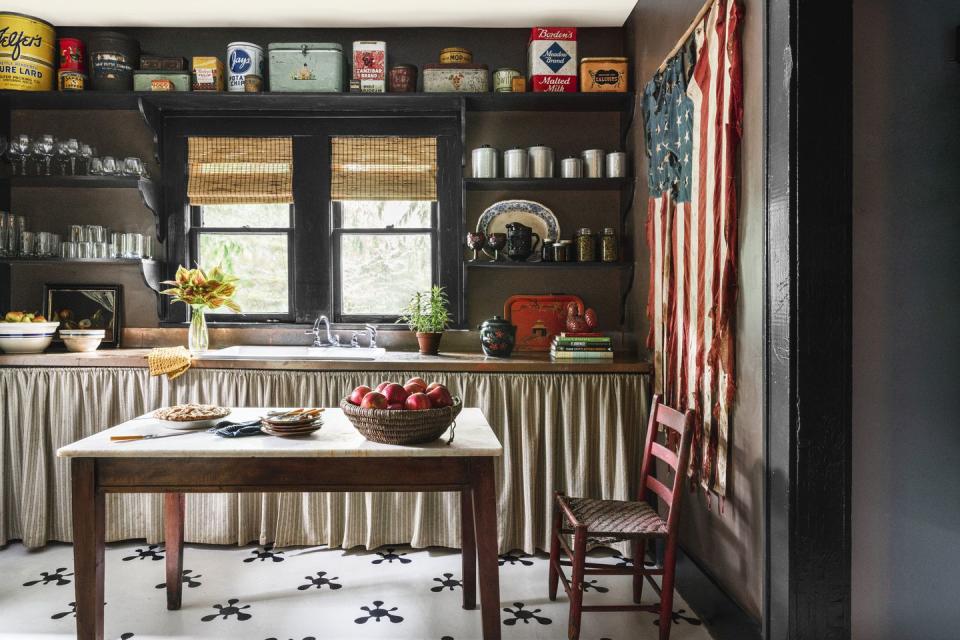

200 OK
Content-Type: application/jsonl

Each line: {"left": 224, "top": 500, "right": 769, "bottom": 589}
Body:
{"left": 0, "top": 322, "right": 61, "bottom": 354}
{"left": 62, "top": 335, "right": 105, "bottom": 352}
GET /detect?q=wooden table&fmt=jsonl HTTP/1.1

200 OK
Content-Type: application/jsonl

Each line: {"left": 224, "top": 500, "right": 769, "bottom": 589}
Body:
{"left": 57, "top": 407, "right": 503, "bottom": 640}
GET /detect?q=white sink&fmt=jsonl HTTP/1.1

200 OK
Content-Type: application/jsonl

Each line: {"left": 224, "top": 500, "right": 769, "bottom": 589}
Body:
{"left": 196, "top": 345, "right": 387, "bottom": 361}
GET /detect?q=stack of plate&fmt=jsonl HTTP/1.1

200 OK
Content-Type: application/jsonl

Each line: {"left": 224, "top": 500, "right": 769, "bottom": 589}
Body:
{"left": 261, "top": 409, "right": 324, "bottom": 437}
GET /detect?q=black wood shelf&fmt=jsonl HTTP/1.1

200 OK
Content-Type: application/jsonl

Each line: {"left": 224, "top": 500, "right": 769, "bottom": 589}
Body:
{"left": 464, "top": 177, "right": 632, "bottom": 191}
{"left": 5, "top": 175, "right": 151, "bottom": 188}
{"left": 465, "top": 260, "right": 632, "bottom": 269}
{"left": 0, "top": 257, "right": 157, "bottom": 265}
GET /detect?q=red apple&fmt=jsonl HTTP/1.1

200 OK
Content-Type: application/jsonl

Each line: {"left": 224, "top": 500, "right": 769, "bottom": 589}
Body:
{"left": 349, "top": 385, "right": 372, "bottom": 405}
{"left": 404, "top": 381, "right": 426, "bottom": 395}
{"left": 426, "top": 382, "right": 445, "bottom": 392}
{"left": 382, "top": 383, "right": 409, "bottom": 405}
{"left": 405, "top": 392, "right": 432, "bottom": 411}
{"left": 375, "top": 381, "right": 392, "bottom": 393}
{"left": 427, "top": 385, "right": 453, "bottom": 408}
{"left": 387, "top": 402, "right": 405, "bottom": 410}
{"left": 360, "top": 391, "right": 388, "bottom": 410}
{"left": 406, "top": 376, "right": 428, "bottom": 389}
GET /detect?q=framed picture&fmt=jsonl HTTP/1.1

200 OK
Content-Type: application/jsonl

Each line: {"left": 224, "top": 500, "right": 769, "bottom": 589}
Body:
{"left": 43, "top": 284, "right": 123, "bottom": 347}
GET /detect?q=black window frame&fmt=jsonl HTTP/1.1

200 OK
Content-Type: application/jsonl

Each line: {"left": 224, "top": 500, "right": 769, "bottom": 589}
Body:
{"left": 160, "top": 114, "right": 464, "bottom": 328}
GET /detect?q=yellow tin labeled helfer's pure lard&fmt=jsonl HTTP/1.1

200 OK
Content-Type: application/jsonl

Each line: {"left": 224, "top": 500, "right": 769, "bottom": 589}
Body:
{"left": 0, "top": 12, "right": 56, "bottom": 91}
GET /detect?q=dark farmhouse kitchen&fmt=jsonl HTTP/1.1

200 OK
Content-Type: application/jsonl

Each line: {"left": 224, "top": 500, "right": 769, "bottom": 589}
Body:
{"left": 0, "top": 2, "right": 956, "bottom": 640}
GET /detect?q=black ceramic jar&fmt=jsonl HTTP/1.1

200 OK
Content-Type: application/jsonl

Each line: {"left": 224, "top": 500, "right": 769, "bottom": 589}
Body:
{"left": 478, "top": 315, "right": 516, "bottom": 358}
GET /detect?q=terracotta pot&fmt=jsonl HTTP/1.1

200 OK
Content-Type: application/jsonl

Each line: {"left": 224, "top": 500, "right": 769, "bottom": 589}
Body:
{"left": 416, "top": 331, "right": 443, "bottom": 355}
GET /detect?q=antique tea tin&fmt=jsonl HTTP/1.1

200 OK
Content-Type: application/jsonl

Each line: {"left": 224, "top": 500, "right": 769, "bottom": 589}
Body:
{"left": 88, "top": 31, "right": 139, "bottom": 91}
{"left": 493, "top": 68, "right": 520, "bottom": 92}
{"left": 191, "top": 56, "right": 224, "bottom": 91}
{"left": 388, "top": 64, "right": 417, "bottom": 92}
{"left": 227, "top": 42, "right": 264, "bottom": 92}
{"left": 133, "top": 71, "right": 190, "bottom": 91}
{"left": 269, "top": 43, "right": 343, "bottom": 92}
{"left": 471, "top": 145, "right": 498, "bottom": 178}
{"left": 580, "top": 57, "right": 628, "bottom": 92}
{"left": 0, "top": 12, "right": 56, "bottom": 91}
{"left": 439, "top": 47, "right": 472, "bottom": 64}
{"left": 422, "top": 63, "right": 489, "bottom": 92}
{"left": 58, "top": 37, "right": 85, "bottom": 72}
{"left": 352, "top": 41, "right": 386, "bottom": 92}
{"left": 58, "top": 70, "right": 86, "bottom": 91}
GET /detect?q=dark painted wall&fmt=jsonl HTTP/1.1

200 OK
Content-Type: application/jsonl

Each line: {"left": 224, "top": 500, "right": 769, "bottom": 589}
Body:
{"left": 624, "top": 0, "right": 764, "bottom": 621}
{"left": 852, "top": 3, "right": 960, "bottom": 638}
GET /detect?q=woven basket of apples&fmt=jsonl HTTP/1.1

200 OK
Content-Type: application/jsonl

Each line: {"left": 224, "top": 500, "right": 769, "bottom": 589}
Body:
{"left": 340, "top": 377, "right": 462, "bottom": 445}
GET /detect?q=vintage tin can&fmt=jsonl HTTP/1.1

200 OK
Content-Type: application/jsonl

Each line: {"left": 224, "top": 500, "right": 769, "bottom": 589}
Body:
{"left": 552, "top": 240, "right": 571, "bottom": 262}
{"left": 471, "top": 145, "right": 498, "bottom": 178}
{"left": 227, "top": 42, "right": 264, "bottom": 92}
{"left": 244, "top": 75, "right": 263, "bottom": 92}
{"left": 503, "top": 147, "right": 529, "bottom": 178}
{"left": 439, "top": 47, "right": 472, "bottom": 64}
{"left": 561, "top": 156, "right": 583, "bottom": 178}
{"left": 511, "top": 76, "right": 527, "bottom": 92}
{"left": 352, "top": 41, "right": 386, "bottom": 92}
{"left": 0, "top": 12, "right": 56, "bottom": 91}
{"left": 580, "top": 57, "right": 629, "bottom": 92}
{"left": 423, "top": 63, "right": 489, "bottom": 92}
{"left": 140, "top": 55, "right": 186, "bottom": 71}
{"left": 581, "top": 149, "right": 606, "bottom": 178}
{"left": 269, "top": 43, "right": 343, "bottom": 92}
{"left": 493, "top": 68, "right": 521, "bottom": 92}
{"left": 527, "top": 27, "right": 577, "bottom": 92}
{"left": 133, "top": 71, "right": 190, "bottom": 92}
{"left": 606, "top": 151, "right": 628, "bottom": 178}
{"left": 191, "top": 56, "right": 224, "bottom": 91}
{"left": 388, "top": 64, "right": 417, "bottom": 92}
{"left": 58, "top": 70, "right": 86, "bottom": 91}
{"left": 88, "top": 31, "right": 140, "bottom": 91}
{"left": 58, "top": 38, "right": 85, "bottom": 72}
{"left": 541, "top": 239, "right": 554, "bottom": 262}
{"left": 528, "top": 145, "right": 555, "bottom": 178}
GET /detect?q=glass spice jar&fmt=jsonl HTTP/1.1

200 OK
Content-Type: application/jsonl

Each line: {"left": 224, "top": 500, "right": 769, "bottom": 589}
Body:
{"left": 601, "top": 227, "right": 618, "bottom": 262}
{"left": 552, "top": 240, "right": 571, "bottom": 262}
{"left": 575, "top": 227, "right": 596, "bottom": 262}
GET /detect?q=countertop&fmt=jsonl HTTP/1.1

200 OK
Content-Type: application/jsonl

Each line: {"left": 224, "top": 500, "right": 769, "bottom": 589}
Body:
{"left": 0, "top": 348, "right": 651, "bottom": 374}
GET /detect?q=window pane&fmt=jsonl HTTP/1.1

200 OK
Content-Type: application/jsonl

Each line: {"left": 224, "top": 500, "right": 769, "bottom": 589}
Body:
{"left": 201, "top": 203, "right": 290, "bottom": 228}
{"left": 340, "top": 234, "right": 431, "bottom": 316}
{"left": 198, "top": 234, "right": 289, "bottom": 314}
{"left": 339, "top": 200, "right": 432, "bottom": 229}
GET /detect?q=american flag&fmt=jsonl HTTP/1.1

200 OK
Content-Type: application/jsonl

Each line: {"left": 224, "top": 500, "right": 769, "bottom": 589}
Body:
{"left": 643, "top": 0, "right": 743, "bottom": 497}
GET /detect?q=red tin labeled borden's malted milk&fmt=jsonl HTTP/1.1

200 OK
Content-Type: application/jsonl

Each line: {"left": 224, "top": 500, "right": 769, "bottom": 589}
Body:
{"left": 528, "top": 27, "right": 577, "bottom": 92}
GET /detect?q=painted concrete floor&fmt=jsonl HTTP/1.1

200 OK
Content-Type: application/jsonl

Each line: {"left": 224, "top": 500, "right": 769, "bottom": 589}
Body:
{"left": 0, "top": 541, "right": 711, "bottom": 639}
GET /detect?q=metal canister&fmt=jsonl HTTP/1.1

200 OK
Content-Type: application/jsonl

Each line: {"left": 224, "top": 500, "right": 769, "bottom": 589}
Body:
{"left": 471, "top": 145, "right": 498, "bottom": 178}
{"left": 606, "top": 151, "right": 628, "bottom": 178}
{"left": 439, "top": 47, "right": 472, "bottom": 64}
{"left": 0, "top": 13, "right": 55, "bottom": 91}
{"left": 58, "top": 38, "right": 85, "bottom": 72}
{"left": 88, "top": 31, "right": 140, "bottom": 91}
{"left": 528, "top": 145, "right": 555, "bottom": 178}
{"left": 58, "top": 70, "right": 86, "bottom": 91}
{"left": 601, "top": 227, "right": 619, "bottom": 262}
{"left": 581, "top": 149, "right": 606, "bottom": 178}
{"left": 561, "top": 156, "right": 583, "bottom": 178}
{"left": 575, "top": 228, "right": 596, "bottom": 262}
{"left": 504, "top": 147, "right": 529, "bottom": 178}
{"left": 493, "top": 68, "right": 521, "bottom": 92}
{"left": 541, "top": 239, "right": 554, "bottom": 262}
{"left": 227, "top": 42, "right": 264, "bottom": 93}
{"left": 552, "top": 240, "right": 571, "bottom": 262}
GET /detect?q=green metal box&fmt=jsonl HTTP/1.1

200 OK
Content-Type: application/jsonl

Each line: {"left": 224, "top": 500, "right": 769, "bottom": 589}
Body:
{"left": 267, "top": 43, "right": 344, "bottom": 92}
{"left": 133, "top": 71, "right": 191, "bottom": 91}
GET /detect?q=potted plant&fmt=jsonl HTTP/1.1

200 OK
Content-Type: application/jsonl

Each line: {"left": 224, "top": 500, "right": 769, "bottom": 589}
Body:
{"left": 160, "top": 265, "right": 241, "bottom": 353}
{"left": 398, "top": 286, "right": 451, "bottom": 356}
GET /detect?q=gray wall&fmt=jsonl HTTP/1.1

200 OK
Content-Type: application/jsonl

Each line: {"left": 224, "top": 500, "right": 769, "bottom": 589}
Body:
{"left": 852, "top": 2, "right": 960, "bottom": 638}
{"left": 625, "top": 0, "right": 764, "bottom": 621}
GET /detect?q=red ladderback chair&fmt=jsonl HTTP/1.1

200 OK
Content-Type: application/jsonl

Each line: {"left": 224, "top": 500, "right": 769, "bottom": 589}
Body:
{"left": 548, "top": 394, "right": 695, "bottom": 640}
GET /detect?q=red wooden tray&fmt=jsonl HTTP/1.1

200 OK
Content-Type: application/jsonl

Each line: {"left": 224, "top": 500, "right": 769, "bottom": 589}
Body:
{"left": 503, "top": 294, "right": 584, "bottom": 352}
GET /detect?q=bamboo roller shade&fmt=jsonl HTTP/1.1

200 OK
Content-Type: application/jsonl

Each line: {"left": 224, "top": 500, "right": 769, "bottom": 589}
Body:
{"left": 187, "top": 137, "right": 293, "bottom": 205}
{"left": 331, "top": 136, "right": 437, "bottom": 201}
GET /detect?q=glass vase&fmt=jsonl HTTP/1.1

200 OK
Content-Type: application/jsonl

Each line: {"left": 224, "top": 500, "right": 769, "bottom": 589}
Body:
{"left": 188, "top": 305, "right": 209, "bottom": 353}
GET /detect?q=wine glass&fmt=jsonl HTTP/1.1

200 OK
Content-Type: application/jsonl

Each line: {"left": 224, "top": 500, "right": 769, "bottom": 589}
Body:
{"left": 485, "top": 232, "right": 506, "bottom": 262}
{"left": 88, "top": 157, "right": 103, "bottom": 176}
{"left": 65, "top": 138, "right": 79, "bottom": 175}
{"left": 32, "top": 134, "right": 55, "bottom": 176}
{"left": 54, "top": 140, "right": 71, "bottom": 175}
{"left": 8, "top": 134, "right": 28, "bottom": 176}
{"left": 100, "top": 155, "right": 117, "bottom": 176}
{"left": 466, "top": 231, "right": 486, "bottom": 262}
{"left": 78, "top": 143, "right": 93, "bottom": 175}
{"left": 122, "top": 157, "right": 144, "bottom": 177}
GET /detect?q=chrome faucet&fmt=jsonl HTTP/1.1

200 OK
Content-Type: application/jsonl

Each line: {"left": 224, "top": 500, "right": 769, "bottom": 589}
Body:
{"left": 364, "top": 324, "right": 378, "bottom": 349}
{"left": 307, "top": 315, "right": 340, "bottom": 347}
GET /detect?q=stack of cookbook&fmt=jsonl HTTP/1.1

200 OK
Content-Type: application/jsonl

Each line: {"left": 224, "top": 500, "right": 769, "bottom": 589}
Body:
{"left": 549, "top": 333, "right": 614, "bottom": 360}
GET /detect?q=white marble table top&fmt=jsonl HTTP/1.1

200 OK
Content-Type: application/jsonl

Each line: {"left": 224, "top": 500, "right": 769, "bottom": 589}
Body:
{"left": 56, "top": 408, "right": 502, "bottom": 459}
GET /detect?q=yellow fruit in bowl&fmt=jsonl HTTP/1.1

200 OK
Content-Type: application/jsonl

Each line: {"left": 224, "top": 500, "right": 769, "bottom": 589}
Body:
{"left": 31, "top": 315, "right": 47, "bottom": 323}
{"left": 4, "top": 311, "right": 24, "bottom": 322}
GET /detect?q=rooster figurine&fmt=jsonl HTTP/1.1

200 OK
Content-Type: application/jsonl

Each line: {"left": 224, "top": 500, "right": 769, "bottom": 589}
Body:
{"left": 565, "top": 302, "right": 599, "bottom": 333}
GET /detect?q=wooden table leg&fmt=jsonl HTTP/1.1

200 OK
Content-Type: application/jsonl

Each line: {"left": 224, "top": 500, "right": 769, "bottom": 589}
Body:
{"left": 461, "top": 488, "right": 477, "bottom": 610}
{"left": 471, "top": 457, "right": 501, "bottom": 640}
{"left": 164, "top": 492, "right": 185, "bottom": 610}
{"left": 71, "top": 458, "right": 104, "bottom": 640}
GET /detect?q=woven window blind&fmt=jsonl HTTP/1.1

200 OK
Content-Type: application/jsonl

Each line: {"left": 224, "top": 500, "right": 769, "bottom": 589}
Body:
{"left": 187, "top": 137, "right": 293, "bottom": 205}
{"left": 331, "top": 136, "right": 437, "bottom": 201}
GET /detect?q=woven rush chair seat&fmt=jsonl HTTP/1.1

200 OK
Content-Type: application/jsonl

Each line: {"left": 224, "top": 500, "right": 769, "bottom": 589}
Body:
{"left": 559, "top": 496, "right": 668, "bottom": 538}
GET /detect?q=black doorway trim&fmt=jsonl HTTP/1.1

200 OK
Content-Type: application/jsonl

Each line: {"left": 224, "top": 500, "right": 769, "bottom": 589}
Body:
{"left": 765, "top": 0, "right": 852, "bottom": 638}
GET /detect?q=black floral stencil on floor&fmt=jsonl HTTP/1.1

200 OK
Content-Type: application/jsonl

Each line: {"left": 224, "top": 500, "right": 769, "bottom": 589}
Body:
{"left": 264, "top": 637, "right": 316, "bottom": 640}
{"left": 498, "top": 551, "right": 534, "bottom": 566}
{"left": 372, "top": 548, "right": 411, "bottom": 564}
{"left": 355, "top": 600, "right": 404, "bottom": 624}
{"left": 122, "top": 545, "right": 164, "bottom": 561}
{"left": 430, "top": 573, "right": 462, "bottom": 592}
{"left": 297, "top": 571, "right": 342, "bottom": 591}
{"left": 653, "top": 608, "right": 702, "bottom": 627}
{"left": 244, "top": 544, "right": 285, "bottom": 563}
{"left": 612, "top": 551, "right": 657, "bottom": 569}
{"left": 201, "top": 598, "right": 253, "bottom": 622}
{"left": 23, "top": 567, "right": 73, "bottom": 586}
{"left": 51, "top": 601, "right": 76, "bottom": 620}
{"left": 119, "top": 634, "right": 135, "bottom": 639}
{"left": 582, "top": 579, "right": 610, "bottom": 593}
{"left": 155, "top": 569, "right": 202, "bottom": 589}
{"left": 502, "top": 602, "right": 552, "bottom": 625}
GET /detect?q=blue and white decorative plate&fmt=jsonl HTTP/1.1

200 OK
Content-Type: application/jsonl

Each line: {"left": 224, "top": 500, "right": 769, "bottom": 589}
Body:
{"left": 476, "top": 199, "right": 560, "bottom": 258}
